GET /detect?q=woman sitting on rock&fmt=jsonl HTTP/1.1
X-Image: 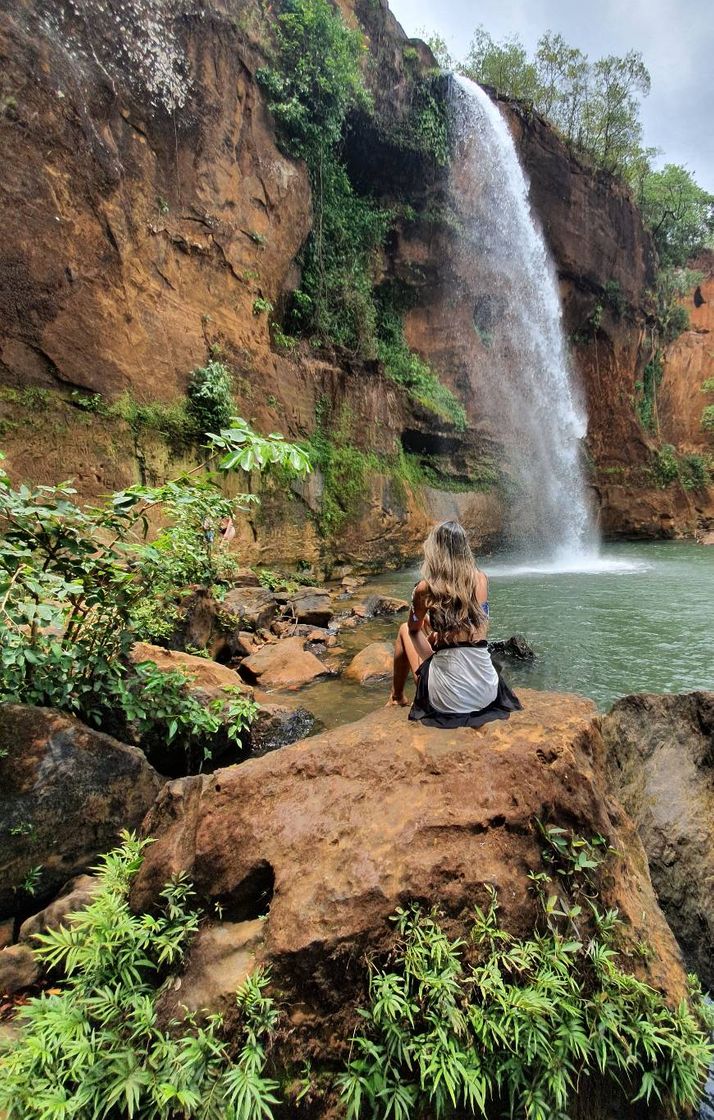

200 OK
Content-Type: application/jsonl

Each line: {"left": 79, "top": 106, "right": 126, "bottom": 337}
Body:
{"left": 389, "top": 519, "right": 522, "bottom": 728}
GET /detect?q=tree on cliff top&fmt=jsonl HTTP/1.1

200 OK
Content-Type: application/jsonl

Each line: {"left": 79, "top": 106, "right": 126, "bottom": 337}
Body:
{"left": 451, "top": 26, "right": 652, "bottom": 180}
{"left": 638, "top": 163, "right": 714, "bottom": 266}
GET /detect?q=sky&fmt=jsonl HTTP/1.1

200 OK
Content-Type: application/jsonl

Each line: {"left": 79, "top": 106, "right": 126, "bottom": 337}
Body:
{"left": 390, "top": 0, "right": 714, "bottom": 192}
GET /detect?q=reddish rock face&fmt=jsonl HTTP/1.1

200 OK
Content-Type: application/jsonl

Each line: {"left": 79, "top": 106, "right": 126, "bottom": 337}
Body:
{"left": 0, "top": 0, "right": 709, "bottom": 554}
{"left": 660, "top": 252, "right": 714, "bottom": 456}
{"left": 131, "top": 690, "right": 688, "bottom": 1069}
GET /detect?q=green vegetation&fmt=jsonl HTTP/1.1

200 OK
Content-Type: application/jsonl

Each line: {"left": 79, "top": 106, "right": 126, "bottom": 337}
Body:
{"left": 0, "top": 418, "right": 310, "bottom": 771}
{"left": 257, "top": 0, "right": 463, "bottom": 423}
{"left": 636, "top": 269, "right": 701, "bottom": 433}
{"left": 652, "top": 444, "right": 712, "bottom": 491}
{"left": 0, "top": 836, "right": 281, "bottom": 1120}
{"left": 377, "top": 294, "right": 467, "bottom": 428}
{"left": 639, "top": 164, "right": 714, "bottom": 267}
{"left": 702, "top": 377, "right": 714, "bottom": 433}
{"left": 185, "top": 361, "right": 235, "bottom": 441}
{"left": 339, "top": 825, "right": 713, "bottom": 1120}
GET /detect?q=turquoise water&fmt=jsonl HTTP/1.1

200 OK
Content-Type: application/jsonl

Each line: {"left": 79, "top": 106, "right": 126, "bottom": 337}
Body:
{"left": 482, "top": 540, "right": 714, "bottom": 707}
{"left": 298, "top": 541, "right": 713, "bottom": 728}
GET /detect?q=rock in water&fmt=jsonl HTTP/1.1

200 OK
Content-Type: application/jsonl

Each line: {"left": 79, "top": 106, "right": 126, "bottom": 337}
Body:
{"left": 221, "top": 588, "right": 279, "bottom": 633}
{"left": 342, "top": 641, "right": 394, "bottom": 684}
{"left": 603, "top": 691, "right": 714, "bottom": 988}
{"left": 131, "top": 690, "right": 687, "bottom": 1074}
{"left": 238, "top": 636, "right": 329, "bottom": 690}
{"left": 488, "top": 634, "right": 536, "bottom": 660}
{"left": 284, "top": 588, "right": 334, "bottom": 627}
{"left": 0, "top": 705, "right": 162, "bottom": 920}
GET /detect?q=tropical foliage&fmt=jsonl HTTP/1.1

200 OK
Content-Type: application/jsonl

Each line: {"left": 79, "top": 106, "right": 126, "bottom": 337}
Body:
{"left": 0, "top": 836, "right": 281, "bottom": 1120}
{"left": 0, "top": 419, "right": 310, "bottom": 768}
{"left": 339, "top": 826, "right": 713, "bottom": 1120}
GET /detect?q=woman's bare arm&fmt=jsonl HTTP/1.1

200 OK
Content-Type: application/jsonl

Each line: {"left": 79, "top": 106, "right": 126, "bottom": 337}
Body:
{"left": 408, "top": 580, "right": 429, "bottom": 633}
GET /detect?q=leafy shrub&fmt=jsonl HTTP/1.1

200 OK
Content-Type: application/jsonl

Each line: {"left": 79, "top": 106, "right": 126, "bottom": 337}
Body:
{"left": 257, "top": 0, "right": 369, "bottom": 164}
{"left": 339, "top": 826, "right": 713, "bottom": 1119}
{"left": 678, "top": 453, "right": 711, "bottom": 491}
{"left": 121, "top": 662, "right": 257, "bottom": 768}
{"left": 0, "top": 420, "right": 310, "bottom": 767}
{"left": 0, "top": 835, "right": 281, "bottom": 1120}
{"left": 252, "top": 297, "right": 274, "bottom": 316}
{"left": 289, "top": 159, "right": 391, "bottom": 354}
{"left": 703, "top": 405, "right": 714, "bottom": 432}
{"left": 635, "top": 353, "right": 663, "bottom": 431}
{"left": 113, "top": 393, "right": 195, "bottom": 452}
{"left": 652, "top": 443, "right": 680, "bottom": 487}
{"left": 185, "top": 361, "right": 234, "bottom": 440}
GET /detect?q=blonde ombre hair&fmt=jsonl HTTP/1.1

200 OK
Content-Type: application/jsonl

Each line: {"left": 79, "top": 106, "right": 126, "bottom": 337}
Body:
{"left": 421, "top": 520, "right": 487, "bottom": 644}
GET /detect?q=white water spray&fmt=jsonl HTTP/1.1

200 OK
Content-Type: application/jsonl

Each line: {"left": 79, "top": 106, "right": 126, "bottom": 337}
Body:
{"left": 450, "top": 75, "right": 598, "bottom": 565}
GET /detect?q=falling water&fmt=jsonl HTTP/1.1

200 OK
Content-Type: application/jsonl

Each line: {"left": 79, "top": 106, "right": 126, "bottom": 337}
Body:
{"left": 449, "top": 74, "right": 597, "bottom": 565}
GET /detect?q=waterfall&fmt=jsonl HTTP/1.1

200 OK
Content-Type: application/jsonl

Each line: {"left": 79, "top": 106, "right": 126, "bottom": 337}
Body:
{"left": 449, "top": 74, "right": 597, "bottom": 564}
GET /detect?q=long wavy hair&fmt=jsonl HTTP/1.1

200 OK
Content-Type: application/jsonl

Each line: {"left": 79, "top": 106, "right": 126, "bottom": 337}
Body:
{"left": 421, "top": 520, "right": 487, "bottom": 644}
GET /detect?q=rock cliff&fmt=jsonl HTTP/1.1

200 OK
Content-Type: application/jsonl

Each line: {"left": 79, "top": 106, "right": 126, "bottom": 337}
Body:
{"left": 0, "top": 0, "right": 709, "bottom": 562}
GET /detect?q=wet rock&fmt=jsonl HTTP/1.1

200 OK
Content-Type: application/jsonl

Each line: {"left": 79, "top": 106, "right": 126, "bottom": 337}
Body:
{"left": 228, "top": 569, "right": 261, "bottom": 588}
{"left": 341, "top": 575, "right": 367, "bottom": 593}
{"left": 0, "top": 944, "right": 39, "bottom": 995}
{"left": 238, "top": 636, "right": 330, "bottom": 690}
{"left": 343, "top": 642, "right": 393, "bottom": 684}
{"left": 0, "top": 705, "right": 161, "bottom": 920}
{"left": 700, "top": 530, "right": 714, "bottom": 545}
{"left": 488, "top": 634, "right": 536, "bottom": 660}
{"left": 19, "top": 874, "right": 101, "bottom": 942}
{"left": 284, "top": 588, "right": 334, "bottom": 627}
{"left": 603, "top": 691, "right": 714, "bottom": 988}
{"left": 364, "top": 594, "right": 410, "bottom": 617}
{"left": 0, "top": 919, "right": 14, "bottom": 950}
{"left": 249, "top": 697, "right": 316, "bottom": 755}
{"left": 221, "top": 587, "right": 279, "bottom": 633}
{"left": 132, "top": 690, "right": 686, "bottom": 1068}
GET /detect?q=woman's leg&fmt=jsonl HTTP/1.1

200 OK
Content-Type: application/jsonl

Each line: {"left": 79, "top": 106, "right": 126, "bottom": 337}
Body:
{"left": 389, "top": 623, "right": 432, "bottom": 705}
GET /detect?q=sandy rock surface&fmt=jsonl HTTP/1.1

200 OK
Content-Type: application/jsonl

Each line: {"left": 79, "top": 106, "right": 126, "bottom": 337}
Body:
{"left": 132, "top": 690, "right": 686, "bottom": 1064}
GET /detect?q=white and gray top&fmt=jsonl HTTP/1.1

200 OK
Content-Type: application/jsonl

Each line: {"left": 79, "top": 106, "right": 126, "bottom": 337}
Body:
{"left": 427, "top": 644, "right": 499, "bottom": 715}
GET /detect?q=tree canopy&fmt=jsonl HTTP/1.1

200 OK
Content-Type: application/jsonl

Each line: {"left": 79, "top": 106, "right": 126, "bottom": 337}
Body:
{"left": 638, "top": 164, "right": 714, "bottom": 267}
{"left": 426, "top": 25, "right": 714, "bottom": 266}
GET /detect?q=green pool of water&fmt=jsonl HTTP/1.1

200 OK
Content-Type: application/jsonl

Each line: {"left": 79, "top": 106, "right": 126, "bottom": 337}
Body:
{"left": 297, "top": 541, "right": 714, "bottom": 729}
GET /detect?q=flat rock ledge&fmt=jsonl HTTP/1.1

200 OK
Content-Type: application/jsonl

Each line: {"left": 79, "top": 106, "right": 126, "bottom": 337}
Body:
{"left": 132, "top": 689, "right": 687, "bottom": 1070}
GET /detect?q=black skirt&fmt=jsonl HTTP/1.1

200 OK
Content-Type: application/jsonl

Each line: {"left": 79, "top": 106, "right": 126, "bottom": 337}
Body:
{"left": 409, "top": 644, "right": 523, "bottom": 729}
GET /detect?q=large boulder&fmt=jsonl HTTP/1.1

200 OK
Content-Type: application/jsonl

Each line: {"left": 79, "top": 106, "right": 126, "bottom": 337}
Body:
{"left": 238, "top": 636, "right": 329, "bottom": 690}
{"left": 130, "top": 643, "right": 252, "bottom": 700}
{"left": 0, "top": 705, "right": 162, "bottom": 920}
{"left": 131, "top": 690, "right": 687, "bottom": 1080}
{"left": 284, "top": 588, "right": 334, "bottom": 627}
{"left": 342, "top": 641, "right": 393, "bottom": 684}
{"left": 602, "top": 691, "right": 714, "bottom": 988}
{"left": 221, "top": 587, "right": 279, "bottom": 633}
